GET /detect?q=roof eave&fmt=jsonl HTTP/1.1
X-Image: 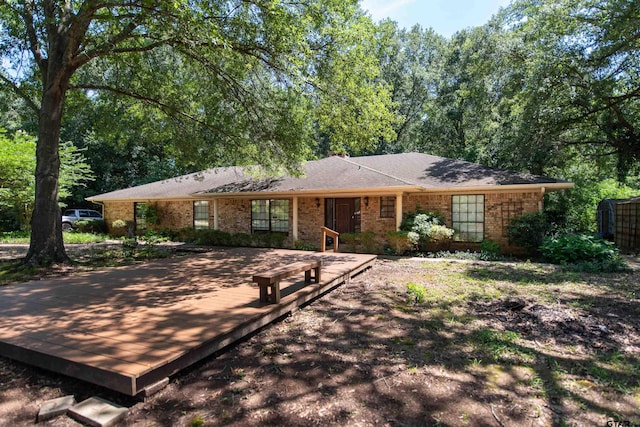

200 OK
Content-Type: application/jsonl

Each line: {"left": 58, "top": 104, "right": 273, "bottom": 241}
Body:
{"left": 86, "top": 182, "right": 572, "bottom": 203}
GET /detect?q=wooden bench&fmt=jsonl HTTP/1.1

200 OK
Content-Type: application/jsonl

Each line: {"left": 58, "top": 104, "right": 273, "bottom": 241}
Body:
{"left": 252, "top": 260, "right": 322, "bottom": 304}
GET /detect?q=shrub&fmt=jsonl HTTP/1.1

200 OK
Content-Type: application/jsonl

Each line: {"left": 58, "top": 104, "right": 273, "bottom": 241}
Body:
{"left": 480, "top": 240, "right": 501, "bottom": 255}
{"left": 400, "top": 210, "right": 454, "bottom": 251}
{"left": 74, "top": 219, "right": 107, "bottom": 234}
{"left": 507, "top": 212, "right": 552, "bottom": 254}
{"left": 540, "top": 234, "right": 625, "bottom": 271}
{"left": 294, "top": 240, "right": 317, "bottom": 251}
{"left": 386, "top": 231, "right": 412, "bottom": 255}
{"left": 339, "top": 231, "right": 379, "bottom": 253}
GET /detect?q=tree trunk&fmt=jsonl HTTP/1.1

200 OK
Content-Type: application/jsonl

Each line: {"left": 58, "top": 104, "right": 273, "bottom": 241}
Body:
{"left": 24, "top": 81, "right": 70, "bottom": 266}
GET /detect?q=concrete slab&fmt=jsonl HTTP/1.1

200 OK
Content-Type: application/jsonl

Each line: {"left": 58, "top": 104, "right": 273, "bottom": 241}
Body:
{"left": 37, "top": 395, "right": 76, "bottom": 422}
{"left": 68, "top": 397, "right": 128, "bottom": 427}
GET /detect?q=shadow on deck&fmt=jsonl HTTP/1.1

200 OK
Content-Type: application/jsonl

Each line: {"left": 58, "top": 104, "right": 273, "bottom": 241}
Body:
{"left": 0, "top": 247, "right": 376, "bottom": 396}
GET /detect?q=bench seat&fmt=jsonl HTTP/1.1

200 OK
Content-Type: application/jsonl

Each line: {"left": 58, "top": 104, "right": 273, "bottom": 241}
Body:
{"left": 253, "top": 260, "right": 322, "bottom": 304}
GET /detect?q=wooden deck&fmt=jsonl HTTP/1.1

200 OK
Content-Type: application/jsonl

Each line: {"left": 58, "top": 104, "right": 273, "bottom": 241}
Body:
{"left": 0, "top": 248, "right": 375, "bottom": 396}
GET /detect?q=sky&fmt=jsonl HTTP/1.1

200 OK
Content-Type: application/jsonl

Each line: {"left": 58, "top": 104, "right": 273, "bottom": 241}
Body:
{"left": 360, "top": 0, "right": 512, "bottom": 37}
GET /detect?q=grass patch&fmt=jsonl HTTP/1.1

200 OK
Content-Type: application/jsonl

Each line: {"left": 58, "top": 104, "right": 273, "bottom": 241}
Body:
{"left": 468, "top": 328, "right": 535, "bottom": 363}
{"left": 0, "top": 231, "right": 110, "bottom": 244}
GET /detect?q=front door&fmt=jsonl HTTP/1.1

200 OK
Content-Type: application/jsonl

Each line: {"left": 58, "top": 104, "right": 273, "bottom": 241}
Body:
{"left": 328, "top": 198, "right": 361, "bottom": 234}
{"left": 335, "top": 198, "right": 355, "bottom": 234}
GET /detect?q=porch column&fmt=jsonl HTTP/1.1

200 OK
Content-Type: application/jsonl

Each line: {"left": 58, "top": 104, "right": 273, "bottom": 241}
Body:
{"left": 396, "top": 193, "right": 403, "bottom": 230}
{"left": 292, "top": 197, "right": 299, "bottom": 241}
{"left": 213, "top": 199, "right": 219, "bottom": 230}
{"left": 539, "top": 187, "right": 546, "bottom": 212}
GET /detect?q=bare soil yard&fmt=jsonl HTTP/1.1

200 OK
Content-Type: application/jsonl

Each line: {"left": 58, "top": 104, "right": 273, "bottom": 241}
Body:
{"left": 1, "top": 246, "right": 639, "bottom": 426}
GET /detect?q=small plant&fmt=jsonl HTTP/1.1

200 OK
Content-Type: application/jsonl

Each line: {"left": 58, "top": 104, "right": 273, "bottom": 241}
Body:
{"left": 190, "top": 415, "right": 205, "bottom": 427}
{"left": 406, "top": 282, "right": 427, "bottom": 304}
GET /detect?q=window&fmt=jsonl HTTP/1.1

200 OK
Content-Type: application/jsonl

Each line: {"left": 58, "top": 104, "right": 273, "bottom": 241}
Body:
{"left": 134, "top": 202, "right": 146, "bottom": 231}
{"left": 501, "top": 201, "right": 523, "bottom": 238}
{"left": 452, "top": 195, "right": 484, "bottom": 242}
{"left": 251, "top": 199, "right": 289, "bottom": 233}
{"left": 380, "top": 196, "right": 396, "bottom": 219}
{"left": 194, "top": 201, "right": 209, "bottom": 230}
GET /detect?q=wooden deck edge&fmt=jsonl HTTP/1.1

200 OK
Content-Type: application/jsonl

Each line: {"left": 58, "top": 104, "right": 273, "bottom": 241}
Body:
{"left": 133, "top": 256, "right": 376, "bottom": 396}
{"left": 0, "top": 340, "right": 134, "bottom": 395}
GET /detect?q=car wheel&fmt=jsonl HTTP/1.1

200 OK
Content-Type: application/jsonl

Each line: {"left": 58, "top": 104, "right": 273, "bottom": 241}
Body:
{"left": 62, "top": 222, "right": 72, "bottom": 231}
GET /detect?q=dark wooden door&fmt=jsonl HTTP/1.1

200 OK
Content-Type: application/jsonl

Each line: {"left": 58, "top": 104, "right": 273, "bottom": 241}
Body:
{"left": 335, "top": 198, "right": 356, "bottom": 234}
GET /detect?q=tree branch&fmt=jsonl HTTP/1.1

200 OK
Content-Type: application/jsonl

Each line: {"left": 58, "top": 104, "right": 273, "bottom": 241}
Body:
{"left": 0, "top": 73, "right": 40, "bottom": 113}
{"left": 22, "top": 0, "right": 46, "bottom": 77}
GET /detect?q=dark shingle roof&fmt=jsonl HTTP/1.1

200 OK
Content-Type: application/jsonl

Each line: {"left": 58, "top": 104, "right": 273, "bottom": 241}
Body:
{"left": 88, "top": 153, "right": 571, "bottom": 201}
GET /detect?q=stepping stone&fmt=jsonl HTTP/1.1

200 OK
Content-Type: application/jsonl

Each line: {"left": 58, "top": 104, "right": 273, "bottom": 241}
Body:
{"left": 68, "top": 397, "right": 128, "bottom": 427}
{"left": 37, "top": 395, "right": 76, "bottom": 422}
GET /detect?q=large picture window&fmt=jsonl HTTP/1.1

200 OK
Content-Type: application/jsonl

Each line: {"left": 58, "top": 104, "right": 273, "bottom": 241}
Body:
{"left": 452, "top": 195, "right": 484, "bottom": 242}
{"left": 251, "top": 199, "right": 289, "bottom": 233}
{"left": 380, "top": 196, "right": 396, "bottom": 219}
{"left": 194, "top": 201, "right": 209, "bottom": 230}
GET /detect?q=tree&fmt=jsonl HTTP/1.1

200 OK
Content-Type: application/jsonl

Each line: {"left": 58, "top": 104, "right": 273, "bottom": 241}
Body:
{"left": 0, "top": 129, "right": 92, "bottom": 229}
{"left": 0, "top": 1, "right": 395, "bottom": 265}
{"left": 498, "top": 0, "right": 640, "bottom": 178}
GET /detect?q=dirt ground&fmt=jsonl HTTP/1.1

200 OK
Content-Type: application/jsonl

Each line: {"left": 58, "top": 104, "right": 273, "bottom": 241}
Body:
{"left": 0, "top": 247, "right": 639, "bottom": 426}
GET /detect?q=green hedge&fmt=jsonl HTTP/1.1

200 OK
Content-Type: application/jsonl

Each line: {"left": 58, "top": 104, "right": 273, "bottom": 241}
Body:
{"left": 176, "top": 228, "right": 287, "bottom": 249}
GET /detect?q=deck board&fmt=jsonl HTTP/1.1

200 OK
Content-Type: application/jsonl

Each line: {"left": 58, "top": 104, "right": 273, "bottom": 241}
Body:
{"left": 0, "top": 247, "right": 375, "bottom": 395}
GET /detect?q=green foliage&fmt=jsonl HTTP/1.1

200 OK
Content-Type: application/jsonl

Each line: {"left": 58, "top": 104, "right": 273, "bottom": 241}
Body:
{"left": 142, "top": 204, "right": 160, "bottom": 228}
{"left": 294, "top": 240, "right": 317, "bottom": 251}
{"left": 406, "top": 282, "right": 427, "bottom": 304}
{"left": 1, "top": 231, "right": 107, "bottom": 244}
{"left": 507, "top": 212, "right": 552, "bottom": 253}
{"left": 546, "top": 174, "right": 639, "bottom": 233}
{"left": 480, "top": 240, "right": 501, "bottom": 255}
{"left": 385, "top": 231, "right": 412, "bottom": 255}
{"left": 178, "top": 229, "right": 287, "bottom": 249}
{"left": 62, "top": 232, "right": 108, "bottom": 244}
{"left": 73, "top": 219, "right": 107, "bottom": 234}
{"left": 0, "top": 129, "right": 93, "bottom": 230}
{"left": 339, "top": 231, "right": 379, "bottom": 253}
{"left": 0, "top": 230, "right": 30, "bottom": 243}
{"left": 400, "top": 210, "right": 454, "bottom": 251}
{"left": 540, "top": 234, "right": 625, "bottom": 272}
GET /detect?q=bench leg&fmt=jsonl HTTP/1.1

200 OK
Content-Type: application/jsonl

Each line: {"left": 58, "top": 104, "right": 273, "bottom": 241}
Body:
{"left": 270, "top": 282, "right": 281, "bottom": 304}
{"left": 259, "top": 285, "right": 269, "bottom": 303}
{"left": 314, "top": 266, "right": 321, "bottom": 283}
{"left": 305, "top": 269, "right": 311, "bottom": 283}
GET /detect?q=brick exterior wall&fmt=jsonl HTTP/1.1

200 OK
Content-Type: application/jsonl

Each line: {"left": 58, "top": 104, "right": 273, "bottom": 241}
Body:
{"left": 102, "top": 190, "right": 543, "bottom": 252}
{"left": 103, "top": 201, "right": 134, "bottom": 231}
{"left": 217, "top": 199, "right": 252, "bottom": 234}
{"left": 298, "top": 197, "right": 324, "bottom": 249}
{"left": 156, "top": 200, "right": 193, "bottom": 229}
{"left": 360, "top": 196, "right": 397, "bottom": 246}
